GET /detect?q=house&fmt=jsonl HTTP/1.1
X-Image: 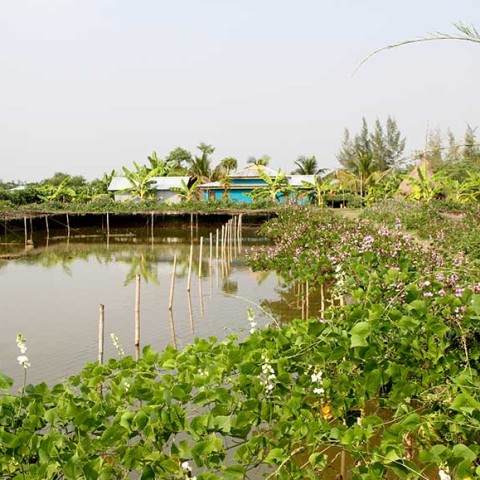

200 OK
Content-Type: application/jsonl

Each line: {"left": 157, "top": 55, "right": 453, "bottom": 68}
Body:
{"left": 108, "top": 176, "right": 190, "bottom": 203}
{"left": 200, "top": 165, "right": 316, "bottom": 204}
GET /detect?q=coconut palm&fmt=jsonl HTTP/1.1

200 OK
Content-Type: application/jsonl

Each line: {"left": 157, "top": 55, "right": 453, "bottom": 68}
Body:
{"left": 187, "top": 143, "right": 214, "bottom": 181}
{"left": 247, "top": 155, "right": 271, "bottom": 167}
{"left": 292, "top": 155, "right": 326, "bottom": 176}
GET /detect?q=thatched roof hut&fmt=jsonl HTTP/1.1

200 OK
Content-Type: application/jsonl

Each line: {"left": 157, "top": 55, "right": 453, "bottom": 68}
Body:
{"left": 398, "top": 158, "right": 434, "bottom": 196}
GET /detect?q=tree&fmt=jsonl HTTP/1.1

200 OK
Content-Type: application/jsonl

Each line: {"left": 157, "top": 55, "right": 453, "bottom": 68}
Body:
{"left": 218, "top": 157, "right": 238, "bottom": 174}
{"left": 37, "top": 176, "right": 77, "bottom": 203}
{"left": 291, "top": 155, "right": 326, "bottom": 176}
{"left": 164, "top": 147, "right": 193, "bottom": 173}
{"left": 247, "top": 155, "right": 271, "bottom": 167}
{"left": 121, "top": 161, "right": 160, "bottom": 200}
{"left": 249, "top": 169, "right": 292, "bottom": 202}
{"left": 337, "top": 117, "right": 405, "bottom": 172}
{"left": 171, "top": 178, "right": 202, "bottom": 202}
{"left": 301, "top": 175, "right": 337, "bottom": 207}
{"left": 187, "top": 143, "right": 214, "bottom": 181}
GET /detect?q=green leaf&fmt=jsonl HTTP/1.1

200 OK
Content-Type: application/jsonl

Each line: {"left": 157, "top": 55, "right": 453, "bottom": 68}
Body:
{"left": 450, "top": 392, "right": 480, "bottom": 413}
{"left": 350, "top": 322, "right": 370, "bottom": 348}
{"left": 264, "top": 447, "right": 285, "bottom": 465}
{"left": 0, "top": 373, "right": 13, "bottom": 392}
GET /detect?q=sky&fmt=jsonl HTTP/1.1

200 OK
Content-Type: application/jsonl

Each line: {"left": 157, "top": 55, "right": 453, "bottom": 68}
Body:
{"left": 0, "top": 0, "right": 479, "bottom": 183}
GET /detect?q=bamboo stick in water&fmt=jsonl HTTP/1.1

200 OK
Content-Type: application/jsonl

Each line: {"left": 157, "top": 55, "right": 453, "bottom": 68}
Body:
{"left": 98, "top": 304, "right": 105, "bottom": 364}
{"left": 134, "top": 274, "right": 141, "bottom": 359}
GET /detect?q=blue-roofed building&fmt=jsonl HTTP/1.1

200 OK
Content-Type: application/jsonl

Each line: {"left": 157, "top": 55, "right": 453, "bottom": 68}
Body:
{"left": 200, "top": 166, "right": 315, "bottom": 204}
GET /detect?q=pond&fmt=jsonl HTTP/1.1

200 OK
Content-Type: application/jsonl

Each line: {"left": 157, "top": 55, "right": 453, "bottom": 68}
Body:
{"left": 0, "top": 218, "right": 322, "bottom": 387}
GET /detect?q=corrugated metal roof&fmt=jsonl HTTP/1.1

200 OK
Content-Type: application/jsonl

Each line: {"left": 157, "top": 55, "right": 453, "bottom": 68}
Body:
{"left": 287, "top": 175, "right": 316, "bottom": 186}
{"left": 108, "top": 176, "right": 190, "bottom": 191}
{"left": 230, "top": 165, "right": 278, "bottom": 178}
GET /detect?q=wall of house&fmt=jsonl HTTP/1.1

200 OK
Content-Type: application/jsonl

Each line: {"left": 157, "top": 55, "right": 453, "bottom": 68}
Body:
{"left": 231, "top": 179, "right": 266, "bottom": 186}
{"left": 202, "top": 189, "right": 254, "bottom": 203}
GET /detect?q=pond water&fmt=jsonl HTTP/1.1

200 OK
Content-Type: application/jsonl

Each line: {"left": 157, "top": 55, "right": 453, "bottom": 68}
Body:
{"left": 0, "top": 220, "right": 319, "bottom": 387}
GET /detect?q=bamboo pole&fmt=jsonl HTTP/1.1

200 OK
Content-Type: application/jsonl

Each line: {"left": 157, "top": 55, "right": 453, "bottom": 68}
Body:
{"left": 169, "top": 310, "right": 178, "bottom": 349}
{"left": 187, "top": 243, "right": 194, "bottom": 292}
{"left": 209, "top": 232, "right": 213, "bottom": 270}
{"left": 187, "top": 291, "right": 194, "bottom": 333}
{"left": 134, "top": 274, "right": 141, "bottom": 359}
{"left": 305, "top": 281, "right": 309, "bottom": 319}
{"left": 98, "top": 304, "right": 105, "bottom": 364}
{"left": 23, "top": 216, "right": 27, "bottom": 249}
{"left": 215, "top": 228, "right": 219, "bottom": 260}
{"left": 169, "top": 254, "right": 177, "bottom": 311}
{"left": 3, "top": 216, "right": 6, "bottom": 244}
{"left": 198, "top": 236, "right": 204, "bottom": 278}
{"left": 45, "top": 215, "right": 49, "bottom": 238}
{"left": 199, "top": 278, "right": 205, "bottom": 317}
{"left": 66, "top": 213, "right": 70, "bottom": 237}
{"left": 29, "top": 215, "right": 33, "bottom": 242}
{"left": 190, "top": 213, "right": 193, "bottom": 239}
{"left": 106, "top": 212, "right": 110, "bottom": 237}
{"left": 151, "top": 212, "right": 154, "bottom": 243}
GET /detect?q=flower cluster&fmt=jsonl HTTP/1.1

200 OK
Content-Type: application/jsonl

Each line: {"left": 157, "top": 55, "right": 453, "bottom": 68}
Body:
{"left": 110, "top": 333, "right": 125, "bottom": 357}
{"left": 247, "top": 308, "right": 258, "bottom": 334}
{"left": 16, "top": 333, "right": 30, "bottom": 369}
{"left": 311, "top": 369, "right": 325, "bottom": 395}
{"left": 261, "top": 353, "right": 276, "bottom": 395}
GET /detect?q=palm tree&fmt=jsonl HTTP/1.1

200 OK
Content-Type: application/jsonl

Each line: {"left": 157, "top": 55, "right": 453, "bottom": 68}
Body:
{"left": 187, "top": 143, "right": 214, "bottom": 181}
{"left": 247, "top": 155, "right": 271, "bottom": 167}
{"left": 292, "top": 155, "right": 326, "bottom": 176}
{"left": 218, "top": 157, "right": 238, "bottom": 174}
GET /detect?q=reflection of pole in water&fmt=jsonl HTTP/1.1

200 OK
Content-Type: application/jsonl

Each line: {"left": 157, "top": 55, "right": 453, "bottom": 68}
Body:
{"left": 215, "top": 228, "right": 219, "bottom": 260}
{"left": 238, "top": 214, "right": 242, "bottom": 253}
{"left": 169, "top": 253, "right": 177, "bottom": 311}
{"left": 190, "top": 213, "right": 193, "bottom": 239}
{"left": 209, "top": 232, "right": 213, "bottom": 269}
{"left": 199, "top": 278, "right": 205, "bottom": 317}
{"left": 23, "top": 216, "right": 27, "bottom": 250}
{"left": 106, "top": 212, "right": 110, "bottom": 250}
{"left": 150, "top": 212, "right": 154, "bottom": 246}
{"left": 45, "top": 215, "right": 50, "bottom": 239}
{"left": 198, "top": 236, "right": 203, "bottom": 278}
{"left": 169, "top": 310, "right": 178, "bottom": 349}
{"left": 98, "top": 304, "right": 105, "bottom": 364}
{"left": 187, "top": 291, "right": 194, "bottom": 333}
{"left": 134, "top": 274, "right": 141, "bottom": 360}
{"left": 66, "top": 213, "right": 70, "bottom": 238}
{"left": 29, "top": 215, "right": 33, "bottom": 243}
{"left": 187, "top": 243, "right": 193, "bottom": 292}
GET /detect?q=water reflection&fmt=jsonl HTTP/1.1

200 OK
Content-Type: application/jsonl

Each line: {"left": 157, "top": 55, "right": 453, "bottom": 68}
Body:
{"left": 0, "top": 223, "right": 330, "bottom": 388}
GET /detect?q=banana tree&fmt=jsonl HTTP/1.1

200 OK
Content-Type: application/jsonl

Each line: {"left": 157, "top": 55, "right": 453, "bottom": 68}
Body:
{"left": 37, "top": 176, "right": 77, "bottom": 203}
{"left": 249, "top": 169, "right": 292, "bottom": 202}
{"left": 121, "top": 162, "right": 160, "bottom": 200}
{"left": 171, "top": 178, "right": 202, "bottom": 202}
{"left": 301, "top": 176, "right": 337, "bottom": 207}
{"left": 406, "top": 163, "right": 443, "bottom": 203}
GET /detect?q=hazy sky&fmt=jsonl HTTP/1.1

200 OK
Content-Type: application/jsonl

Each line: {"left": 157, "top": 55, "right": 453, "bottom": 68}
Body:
{"left": 0, "top": 0, "right": 478, "bottom": 182}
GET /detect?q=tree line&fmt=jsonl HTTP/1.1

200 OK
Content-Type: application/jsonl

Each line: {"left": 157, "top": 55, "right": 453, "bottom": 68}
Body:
{"left": 1, "top": 117, "right": 480, "bottom": 207}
